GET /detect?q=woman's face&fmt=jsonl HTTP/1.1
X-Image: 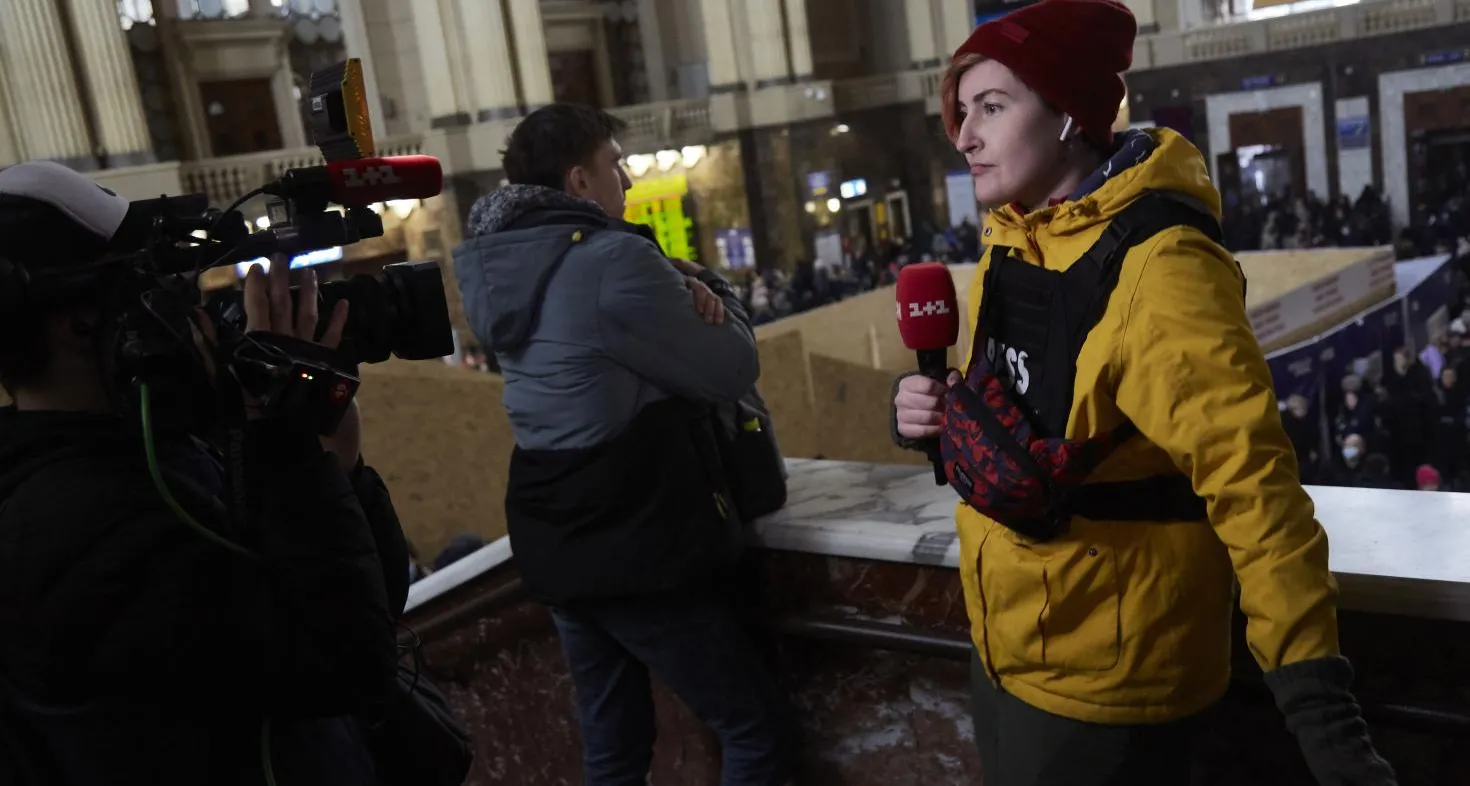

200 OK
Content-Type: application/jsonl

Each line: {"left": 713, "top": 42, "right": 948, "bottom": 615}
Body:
{"left": 953, "top": 59, "right": 1070, "bottom": 209}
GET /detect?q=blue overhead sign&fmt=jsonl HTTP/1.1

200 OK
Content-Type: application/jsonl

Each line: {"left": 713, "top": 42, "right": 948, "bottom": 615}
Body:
{"left": 1337, "top": 116, "right": 1370, "bottom": 150}
{"left": 1422, "top": 49, "right": 1467, "bottom": 66}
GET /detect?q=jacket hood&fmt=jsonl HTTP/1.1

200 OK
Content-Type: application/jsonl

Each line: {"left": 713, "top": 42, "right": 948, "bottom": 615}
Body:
{"left": 464, "top": 184, "right": 609, "bottom": 238}
{"left": 453, "top": 185, "right": 618, "bottom": 352}
{"left": 985, "top": 127, "right": 1222, "bottom": 248}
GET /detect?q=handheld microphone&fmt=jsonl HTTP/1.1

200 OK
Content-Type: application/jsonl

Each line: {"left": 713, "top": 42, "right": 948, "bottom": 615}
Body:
{"left": 267, "top": 155, "right": 444, "bottom": 208}
{"left": 896, "top": 262, "right": 960, "bottom": 485}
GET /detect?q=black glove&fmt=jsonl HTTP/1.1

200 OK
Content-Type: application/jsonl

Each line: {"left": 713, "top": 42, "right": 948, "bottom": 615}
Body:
{"left": 1264, "top": 656, "right": 1398, "bottom": 786}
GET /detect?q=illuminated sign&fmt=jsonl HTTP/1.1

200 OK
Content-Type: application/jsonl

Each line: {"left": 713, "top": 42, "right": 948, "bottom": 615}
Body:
{"left": 839, "top": 178, "right": 868, "bottom": 199}
{"left": 624, "top": 173, "right": 696, "bottom": 263}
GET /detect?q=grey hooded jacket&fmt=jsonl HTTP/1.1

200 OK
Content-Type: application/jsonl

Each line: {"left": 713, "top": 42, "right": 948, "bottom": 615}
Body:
{"left": 452, "top": 185, "right": 758, "bottom": 450}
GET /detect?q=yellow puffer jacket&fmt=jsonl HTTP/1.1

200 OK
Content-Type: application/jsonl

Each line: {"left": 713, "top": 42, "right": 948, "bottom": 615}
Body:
{"left": 959, "top": 127, "right": 1340, "bottom": 724}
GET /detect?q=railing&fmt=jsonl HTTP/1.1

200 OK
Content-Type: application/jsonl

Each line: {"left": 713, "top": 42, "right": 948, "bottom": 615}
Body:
{"left": 1144, "top": 0, "right": 1464, "bottom": 70}
{"left": 606, "top": 98, "right": 715, "bottom": 151}
{"left": 832, "top": 74, "right": 902, "bottom": 112}
{"left": 180, "top": 133, "right": 425, "bottom": 208}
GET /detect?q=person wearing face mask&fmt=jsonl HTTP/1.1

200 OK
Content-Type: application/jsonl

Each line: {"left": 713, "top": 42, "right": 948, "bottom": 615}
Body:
{"left": 1328, "top": 434, "right": 1375, "bottom": 488}
{"left": 889, "top": 1, "right": 1394, "bottom": 784}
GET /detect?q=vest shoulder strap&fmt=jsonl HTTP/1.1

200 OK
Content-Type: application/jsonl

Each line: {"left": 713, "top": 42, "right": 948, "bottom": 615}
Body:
{"left": 1061, "top": 190, "right": 1225, "bottom": 361}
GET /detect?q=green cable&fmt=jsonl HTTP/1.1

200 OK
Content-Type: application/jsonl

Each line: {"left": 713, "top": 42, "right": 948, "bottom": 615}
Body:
{"left": 137, "top": 383, "right": 251, "bottom": 556}
{"left": 261, "top": 718, "right": 278, "bottom": 786}
{"left": 137, "top": 383, "right": 275, "bottom": 785}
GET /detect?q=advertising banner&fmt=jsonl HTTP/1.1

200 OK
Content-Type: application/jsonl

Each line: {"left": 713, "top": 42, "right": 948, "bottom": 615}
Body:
{"left": 1402, "top": 255, "right": 1457, "bottom": 351}
{"left": 1266, "top": 338, "right": 1324, "bottom": 423}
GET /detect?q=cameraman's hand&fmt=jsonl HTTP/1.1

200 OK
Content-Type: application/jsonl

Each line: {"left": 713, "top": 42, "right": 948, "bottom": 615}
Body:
{"left": 189, "top": 257, "right": 347, "bottom": 416}
{"left": 247, "top": 258, "right": 361, "bottom": 468}
{"left": 244, "top": 256, "right": 349, "bottom": 347}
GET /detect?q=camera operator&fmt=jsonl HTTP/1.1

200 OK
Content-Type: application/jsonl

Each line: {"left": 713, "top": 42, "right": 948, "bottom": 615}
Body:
{"left": 453, "top": 104, "right": 792, "bottom": 785}
{"left": 0, "top": 161, "right": 408, "bottom": 785}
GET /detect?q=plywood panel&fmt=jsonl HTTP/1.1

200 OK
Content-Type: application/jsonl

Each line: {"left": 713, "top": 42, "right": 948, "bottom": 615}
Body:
{"left": 808, "top": 353, "right": 927, "bottom": 466}
{"left": 1239, "top": 248, "right": 1369, "bottom": 308}
{"left": 757, "top": 330, "right": 820, "bottom": 459}
{"left": 358, "top": 361, "right": 512, "bottom": 558}
{"left": 755, "top": 263, "right": 980, "bottom": 374}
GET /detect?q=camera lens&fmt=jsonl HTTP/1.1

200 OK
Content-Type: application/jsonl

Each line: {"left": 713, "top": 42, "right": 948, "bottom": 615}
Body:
{"left": 319, "top": 261, "right": 454, "bottom": 364}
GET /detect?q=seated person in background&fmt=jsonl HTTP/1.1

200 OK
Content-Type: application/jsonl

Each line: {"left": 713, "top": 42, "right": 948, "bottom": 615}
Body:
{"left": 432, "top": 533, "right": 487, "bottom": 572}
{"left": 452, "top": 104, "right": 792, "bottom": 786}
{"left": 0, "top": 162, "right": 407, "bottom": 785}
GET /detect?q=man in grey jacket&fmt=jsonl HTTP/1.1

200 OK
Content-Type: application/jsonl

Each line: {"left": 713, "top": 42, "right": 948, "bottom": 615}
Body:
{"left": 452, "top": 104, "right": 792, "bottom": 786}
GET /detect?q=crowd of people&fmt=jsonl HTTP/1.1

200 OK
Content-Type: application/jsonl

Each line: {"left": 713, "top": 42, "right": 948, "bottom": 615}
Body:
{"left": 1222, "top": 186, "right": 1395, "bottom": 253}
{"left": 451, "top": 176, "right": 1470, "bottom": 503}
{"left": 1285, "top": 248, "right": 1470, "bottom": 493}
{"left": 728, "top": 219, "right": 983, "bottom": 325}
{"left": 1222, "top": 180, "right": 1470, "bottom": 261}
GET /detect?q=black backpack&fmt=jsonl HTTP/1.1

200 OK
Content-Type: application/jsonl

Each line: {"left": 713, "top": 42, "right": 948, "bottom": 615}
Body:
{"left": 714, "top": 386, "right": 788, "bottom": 522}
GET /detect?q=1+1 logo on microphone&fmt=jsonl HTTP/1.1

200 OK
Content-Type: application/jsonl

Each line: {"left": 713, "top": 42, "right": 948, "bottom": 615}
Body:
{"left": 341, "top": 164, "right": 401, "bottom": 188}
{"left": 901, "top": 300, "right": 951, "bottom": 319}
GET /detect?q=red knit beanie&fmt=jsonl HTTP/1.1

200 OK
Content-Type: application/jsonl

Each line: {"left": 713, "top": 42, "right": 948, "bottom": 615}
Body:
{"left": 953, "top": 0, "right": 1136, "bottom": 149}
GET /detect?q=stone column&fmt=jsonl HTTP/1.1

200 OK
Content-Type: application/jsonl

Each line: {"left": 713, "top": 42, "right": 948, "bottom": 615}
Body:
{"left": 782, "top": 0, "right": 813, "bottom": 80}
{"left": 697, "top": 0, "right": 742, "bottom": 92}
{"left": 409, "top": 0, "right": 471, "bottom": 126}
{"left": 938, "top": 0, "right": 977, "bottom": 57}
{"left": 0, "top": 79, "right": 20, "bottom": 167}
{"left": 906, "top": 0, "right": 940, "bottom": 69}
{"left": 744, "top": 0, "right": 791, "bottom": 87}
{"left": 449, "top": 0, "right": 520, "bottom": 120}
{"left": 336, "top": 0, "right": 388, "bottom": 138}
{"left": 506, "top": 0, "right": 554, "bottom": 110}
{"left": 62, "top": 0, "right": 155, "bottom": 166}
{"left": 0, "top": 0, "right": 95, "bottom": 167}
{"left": 151, "top": 0, "right": 210, "bottom": 159}
{"left": 636, "top": 0, "right": 669, "bottom": 101}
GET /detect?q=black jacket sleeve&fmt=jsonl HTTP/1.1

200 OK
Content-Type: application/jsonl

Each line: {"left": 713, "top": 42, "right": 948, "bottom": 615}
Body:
{"left": 232, "top": 419, "right": 397, "bottom": 717}
{"left": 72, "top": 419, "right": 398, "bottom": 721}
{"left": 349, "top": 457, "right": 410, "bottom": 618}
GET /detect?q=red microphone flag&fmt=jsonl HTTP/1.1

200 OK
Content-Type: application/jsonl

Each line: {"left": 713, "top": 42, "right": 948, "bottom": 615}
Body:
{"left": 895, "top": 262, "right": 960, "bottom": 351}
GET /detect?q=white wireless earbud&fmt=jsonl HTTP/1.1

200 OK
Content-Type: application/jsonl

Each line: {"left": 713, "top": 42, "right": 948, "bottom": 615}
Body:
{"left": 1059, "top": 115, "right": 1076, "bottom": 142}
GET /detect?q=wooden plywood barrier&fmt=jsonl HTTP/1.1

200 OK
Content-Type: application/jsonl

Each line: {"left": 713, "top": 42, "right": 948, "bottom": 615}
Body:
{"left": 757, "top": 331, "right": 821, "bottom": 460}
{"left": 755, "top": 264, "right": 980, "bottom": 375}
{"left": 357, "top": 360, "right": 513, "bottom": 558}
{"left": 807, "top": 353, "right": 928, "bottom": 467}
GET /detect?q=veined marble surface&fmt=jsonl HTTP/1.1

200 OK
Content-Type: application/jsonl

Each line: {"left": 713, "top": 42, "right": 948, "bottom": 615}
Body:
{"left": 406, "top": 458, "right": 1470, "bottom": 621}
{"left": 753, "top": 459, "right": 962, "bottom": 568}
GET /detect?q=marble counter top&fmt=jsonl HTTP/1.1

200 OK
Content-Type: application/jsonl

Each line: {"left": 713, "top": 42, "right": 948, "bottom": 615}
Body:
{"left": 407, "top": 458, "right": 1470, "bottom": 621}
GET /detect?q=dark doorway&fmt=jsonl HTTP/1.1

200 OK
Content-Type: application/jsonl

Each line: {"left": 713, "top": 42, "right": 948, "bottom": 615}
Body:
{"left": 1408, "top": 129, "right": 1470, "bottom": 225}
{"left": 549, "top": 50, "right": 600, "bottom": 108}
{"left": 1403, "top": 86, "right": 1470, "bottom": 220}
{"left": 199, "top": 79, "right": 283, "bottom": 156}
{"left": 1229, "top": 106, "right": 1307, "bottom": 197}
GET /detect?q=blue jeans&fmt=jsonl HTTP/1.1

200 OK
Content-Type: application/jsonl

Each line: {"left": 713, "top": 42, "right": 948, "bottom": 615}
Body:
{"left": 551, "top": 592, "right": 793, "bottom": 786}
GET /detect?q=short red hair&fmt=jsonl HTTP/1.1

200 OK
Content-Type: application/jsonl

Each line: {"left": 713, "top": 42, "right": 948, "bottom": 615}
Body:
{"left": 940, "top": 53, "right": 985, "bottom": 143}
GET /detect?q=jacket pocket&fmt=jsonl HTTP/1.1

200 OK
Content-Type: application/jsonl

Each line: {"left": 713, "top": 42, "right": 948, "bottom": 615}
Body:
{"left": 980, "top": 526, "right": 1121, "bottom": 673}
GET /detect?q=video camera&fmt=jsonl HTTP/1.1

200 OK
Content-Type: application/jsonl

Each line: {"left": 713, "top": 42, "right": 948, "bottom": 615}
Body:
{"left": 5, "top": 59, "right": 453, "bottom": 436}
